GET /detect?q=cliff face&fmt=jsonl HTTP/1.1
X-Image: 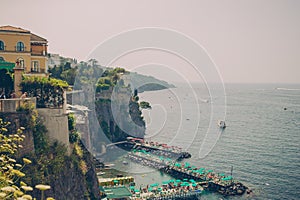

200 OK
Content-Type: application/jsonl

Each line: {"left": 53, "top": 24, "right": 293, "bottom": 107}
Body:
{"left": 70, "top": 85, "right": 146, "bottom": 154}
{"left": 93, "top": 93, "right": 145, "bottom": 144}
{"left": 33, "top": 143, "right": 100, "bottom": 200}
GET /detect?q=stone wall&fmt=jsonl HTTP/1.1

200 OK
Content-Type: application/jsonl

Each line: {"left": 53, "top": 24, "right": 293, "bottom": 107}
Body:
{"left": 0, "top": 112, "right": 35, "bottom": 155}
{"left": 37, "top": 108, "right": 70, "bottom": 154}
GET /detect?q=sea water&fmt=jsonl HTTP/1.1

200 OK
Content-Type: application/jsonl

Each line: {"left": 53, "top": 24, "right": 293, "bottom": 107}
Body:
{"left": 114, "top": 83, "right": 300, "bottom": 200}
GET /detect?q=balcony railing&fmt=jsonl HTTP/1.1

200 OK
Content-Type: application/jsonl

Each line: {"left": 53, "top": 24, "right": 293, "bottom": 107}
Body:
{"left": 31, "top": 50, "right": 47, "bottom": 56}
{"left": 0, "top": 98, "right": 36, "bottom": 112}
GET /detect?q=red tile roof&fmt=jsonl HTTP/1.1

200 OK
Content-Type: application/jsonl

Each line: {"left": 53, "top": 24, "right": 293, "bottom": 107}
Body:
{"left": 30, "top": 33, "right": 47, "bottom": 43}
{"left": 0, "top": 25, "right": 30, "bottom": 33}
{"left": 0, "top": 25, "right": 47, "bottom": 43}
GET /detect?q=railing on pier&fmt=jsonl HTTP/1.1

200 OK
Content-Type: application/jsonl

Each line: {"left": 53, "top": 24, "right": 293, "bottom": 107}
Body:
{"left": 0, "top": 98, "right": 36, "bottom": 112}
{"left": 146, "top": 192, "right": 201, "bottom": 200}
{"left": 106, "top": 140, "right": 129, "bottom": 147}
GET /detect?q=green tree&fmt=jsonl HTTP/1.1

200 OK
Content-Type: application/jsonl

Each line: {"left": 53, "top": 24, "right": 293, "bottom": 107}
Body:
{"left": 0, "top": 69, "right": 13, "bottom": 96}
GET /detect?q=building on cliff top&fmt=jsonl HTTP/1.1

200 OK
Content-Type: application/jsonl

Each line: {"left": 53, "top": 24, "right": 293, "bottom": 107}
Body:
{"left": 0, "top": 25, "right": 48, "bottom": 76}
{"left": 47, "top": 53, "right": 77, "bottom": 69}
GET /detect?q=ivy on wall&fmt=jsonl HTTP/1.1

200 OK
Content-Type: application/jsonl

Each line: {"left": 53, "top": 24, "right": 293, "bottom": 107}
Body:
{"left": 67, "top": 113, "right": 80, "bottom": 143}
{"left": 20, "top": 77, "right": 68, "bottom": 108}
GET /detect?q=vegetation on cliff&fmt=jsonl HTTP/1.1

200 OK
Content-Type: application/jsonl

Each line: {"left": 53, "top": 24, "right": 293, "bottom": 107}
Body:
{"left": 68, "top": 113, "right": 80, "bottom": 144}
{"left": 139, "top": 101, "right": 152, "bottom": 109}
{"left": 49, "top": 60, "right": 155, "bottom": 149}
{"left": 1, "top": 101, "right": 100, "bottom": 199}
{"left": 23, "top": 106, "right": 99, "bottom": 200}
{"left": 49, "top": 58, "right": 173, "bottom": 92}
{"left": 0, "top": 118, "right": 52, "bottom": 200}
{"left": 96, "top": 67, "right": 127, "bottom": 92}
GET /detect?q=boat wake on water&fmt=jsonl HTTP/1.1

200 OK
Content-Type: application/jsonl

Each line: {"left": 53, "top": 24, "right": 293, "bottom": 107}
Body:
{"left": 276, "top": 87, "right": 300, "bottom": 91}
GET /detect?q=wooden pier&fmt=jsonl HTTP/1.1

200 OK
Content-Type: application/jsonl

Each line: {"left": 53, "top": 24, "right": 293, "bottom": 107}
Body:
{"left": 127, "top": 151, "right": 247, "bottom": 196}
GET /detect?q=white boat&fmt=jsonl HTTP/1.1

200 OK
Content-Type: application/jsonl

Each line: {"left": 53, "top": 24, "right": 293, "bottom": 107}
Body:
{"left": 96, "top": 171, "right": 105, "bottom": 176}
{"left": 218, "top": 120, "right": 226, "bottom": 129}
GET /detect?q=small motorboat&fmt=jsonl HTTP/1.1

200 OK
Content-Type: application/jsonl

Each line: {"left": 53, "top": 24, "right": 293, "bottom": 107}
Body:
{"left": 218, "top": 120, "right": 226, "bottom": 129}
{"left": 122, "top": 160, "right": 129, "bottom": 165}
{"left": 96, "top": 171, "right": 105, "bottom": 176}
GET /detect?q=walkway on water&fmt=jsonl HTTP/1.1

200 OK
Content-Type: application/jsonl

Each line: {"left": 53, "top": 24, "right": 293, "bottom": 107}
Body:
{"left": 106, "top": 140, "right": 129, "bottom": 147}
{"left": 106, "top": 140, "right": 191, "bottom": 160}
{"left": 127, "top": 151, "right": 247, "bottom": 196}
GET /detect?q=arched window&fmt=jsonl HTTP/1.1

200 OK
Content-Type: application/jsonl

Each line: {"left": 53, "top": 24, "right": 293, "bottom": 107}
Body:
{"left": 16, "top": 42, "right": 25, "bottom": 51}
{"left": 16, "top": 58, "right": 25, "bottom": 68}
{"left": 0, "top": 41, "right": 4, "bottom": 50}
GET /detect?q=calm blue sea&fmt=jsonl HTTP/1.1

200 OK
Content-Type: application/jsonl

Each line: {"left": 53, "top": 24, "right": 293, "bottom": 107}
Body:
{"left": 113, "top": 83, "right": 300, "bottom": 200}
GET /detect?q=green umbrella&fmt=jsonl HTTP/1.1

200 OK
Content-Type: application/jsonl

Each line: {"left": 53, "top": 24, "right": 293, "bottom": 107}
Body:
{"left": 150, "top": 183, "right": 159, "bottom": 187}
{"left": 158, "top": 188, "right": 162, "bottom": 192}
{"left": 130, "top": 186, "right": 135, "bottom": 190}
{"left": 189, "top": 179, "right": 195, "bottom": 183}
{"left": 148, "top": 187, "right": 153, "bottom": 191}
{"left": 219, "top": 173, "right": 225, "bottom": 177}
{"left": 192, "top": 183, "right": 197, "bottom": 187}
{"left": 113, "top": 180, "right": 119, "bottom": 183}
{"left": 222, "top": 176, "right": 232, "bottom": 181}
{"left": 134, "top": 189, "right": 140, "bottom": 193}
{"left": 175, "top": 163, "right": 181, "bottom": 167}
{"left": 169, "top": 179, "right": 175, "bottom": 183}
{"left": 162, "top": 181, "right": 169, "bottom": 185}
{"left": 176, "top": 179, "right": 181, "bottom": 183}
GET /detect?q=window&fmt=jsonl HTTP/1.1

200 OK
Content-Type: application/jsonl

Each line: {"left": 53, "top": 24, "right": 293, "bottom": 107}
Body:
{"left": 31, "top": 61, "right": 39, "bottom": 72}
{"left": 0, "top": 57, "right": 4, "bottom": 62}
{"left": 16, "top": 42, "right": 25, "bottom": 51}
{"left": 16, "top": 58, "right": 25, "bottom": 68}
{"left": 0, "top": 41, "right": 4, "bottom": 50}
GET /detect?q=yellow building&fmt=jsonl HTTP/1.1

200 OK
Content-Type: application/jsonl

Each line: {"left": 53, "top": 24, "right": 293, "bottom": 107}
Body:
{"left": 0, "top": 25, "right": 48, "bottom": 76}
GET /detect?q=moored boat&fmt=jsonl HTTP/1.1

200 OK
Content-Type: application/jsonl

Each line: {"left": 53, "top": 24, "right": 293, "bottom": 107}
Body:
{"left": 217, "top": 120, "right": 226, "bottom": 129}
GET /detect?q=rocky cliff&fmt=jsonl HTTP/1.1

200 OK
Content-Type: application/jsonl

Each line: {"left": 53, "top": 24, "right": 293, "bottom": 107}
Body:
{"left": 25, "top": 142, "right": 100, "bottom": 200}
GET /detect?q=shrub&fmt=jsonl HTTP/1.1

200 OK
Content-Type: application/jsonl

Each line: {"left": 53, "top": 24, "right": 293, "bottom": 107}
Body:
{"left": 0, "top": 118, "right": 52, "bottom": 200}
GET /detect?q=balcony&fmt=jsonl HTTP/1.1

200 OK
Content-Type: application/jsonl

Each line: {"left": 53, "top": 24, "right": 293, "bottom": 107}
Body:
{"left": 31, "top": 50, "right": 47, "bottom": 56}
{"left": 30, "top": 68, "right": 46, "bottom": 73}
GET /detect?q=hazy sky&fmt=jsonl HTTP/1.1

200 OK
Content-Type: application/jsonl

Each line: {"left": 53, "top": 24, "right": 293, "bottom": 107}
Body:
{"left": 2, "top": 0, "right": 300, "bottom": 83}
